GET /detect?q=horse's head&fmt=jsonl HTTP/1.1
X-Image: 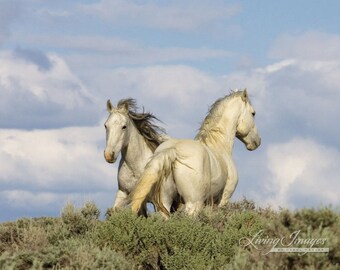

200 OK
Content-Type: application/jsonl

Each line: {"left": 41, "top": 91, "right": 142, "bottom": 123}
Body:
{"left": 235, "top": 89, "right": 261, "bottom": 151}
{"left": 104, "top": 100, "right": 131, "bottom": 163}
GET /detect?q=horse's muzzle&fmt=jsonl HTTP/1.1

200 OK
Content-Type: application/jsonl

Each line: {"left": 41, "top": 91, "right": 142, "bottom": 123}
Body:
{"left": 247, "top": 137, "right": 261, "bottom": 151}
{"left": 104, "top": 150, "right": 116, "bottom": 163}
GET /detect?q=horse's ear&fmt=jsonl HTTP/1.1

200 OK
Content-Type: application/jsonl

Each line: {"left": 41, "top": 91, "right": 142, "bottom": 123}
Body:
{"left": 242, "top": 88, "right": 248, "bottom": 102}
{"left": 107, "top": 99, "right": 113, "bottom": 112}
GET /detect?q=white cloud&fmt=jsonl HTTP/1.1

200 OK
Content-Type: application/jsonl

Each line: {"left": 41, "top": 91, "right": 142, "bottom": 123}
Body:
{"left": 0, "top": 50, "right": 99, "bottom": 128}
{"left": 0, "top": 125, "right": 117, "bottom": 220}
{"left": 81, "top": 0, "right": 241, "bottom": 31}
{"left": 90, "top": 65, "right": 229, "bottom": 138}
{"left": 64, "top": 46, "right": 231, "bottom": 73}
{"left": 256, "top": 59, "right": 297, "bottom": 74}
{"left": 0, "top": 126, "right": 114, "bottom": 192}
{"left": 224, "top": 58, "right": 340, "bottom": 147}
{"left": 109, "top": 65, "right": 221, "bottom": 103}
{"left": 0, "top": 190, "right": 115, "bottom": 221}
{"left": 0, "top": 50, "right": 89, "bottom": 107}
{"left": 222, "top": 32, "right": 340, "bottom": 209}
{"left": 265, "top": 138, "right": 340, "bottom": 208}
{"left": 2, "top": 190, "right": 60, "bottom": 209}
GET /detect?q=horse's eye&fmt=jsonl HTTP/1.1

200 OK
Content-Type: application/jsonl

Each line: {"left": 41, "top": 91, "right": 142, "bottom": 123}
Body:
{"left": 122, "top": 125, "right": 127, "bottom": 130}
{"left": 104, "top": 124, "right": 107, "bottom": 129}
{"left": 252, "top": 112, "right": 256, "bottom": 117}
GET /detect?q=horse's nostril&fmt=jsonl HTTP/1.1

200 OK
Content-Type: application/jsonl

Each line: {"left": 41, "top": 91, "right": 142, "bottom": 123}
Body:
{"left": 104, "top": 150, "right": 115, "bottom": 162}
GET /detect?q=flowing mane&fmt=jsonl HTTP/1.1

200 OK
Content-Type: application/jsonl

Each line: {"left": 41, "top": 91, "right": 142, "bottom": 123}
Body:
{"left": 195, "top": 90, "right": 246, "bottom": 145}
{"left": 117, "top": 98, "right": 165, "bottom": 152}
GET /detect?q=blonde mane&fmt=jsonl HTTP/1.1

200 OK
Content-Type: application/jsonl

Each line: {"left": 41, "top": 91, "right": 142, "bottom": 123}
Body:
{"left": 195, "top": 90, "right": 247, "bottom": 145}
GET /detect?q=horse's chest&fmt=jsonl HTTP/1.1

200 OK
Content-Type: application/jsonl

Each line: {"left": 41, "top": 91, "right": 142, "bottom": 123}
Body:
{"left": 207, "top": 157, "right": 228, "bottom": 196}
{"left": 117, "top": 163, "right": 140, "bottom": 193}
{"left": 209, "top": 177, "right": 226, "bottom": 197}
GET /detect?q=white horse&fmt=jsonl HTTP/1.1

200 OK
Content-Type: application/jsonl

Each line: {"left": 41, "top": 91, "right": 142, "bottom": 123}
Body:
{"left": 104, "top": 98, "right": 177, "bottom": 215}
{"left": 131, "top": 90, "right": 261, "bottom": 217}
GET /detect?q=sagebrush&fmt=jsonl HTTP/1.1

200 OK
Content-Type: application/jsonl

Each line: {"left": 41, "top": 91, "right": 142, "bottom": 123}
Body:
{"left": 0, "top": 199, "right": 338, "bottom": 269}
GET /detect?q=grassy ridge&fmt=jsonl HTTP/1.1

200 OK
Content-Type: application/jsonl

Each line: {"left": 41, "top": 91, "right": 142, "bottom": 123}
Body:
{"left": 0, "top": 200, "right": 339, "bottom": 269}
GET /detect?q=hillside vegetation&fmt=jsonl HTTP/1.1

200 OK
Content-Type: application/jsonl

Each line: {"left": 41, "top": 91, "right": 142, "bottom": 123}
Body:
{"left": 0, "top": 199, "right": 339, "bottom": 269}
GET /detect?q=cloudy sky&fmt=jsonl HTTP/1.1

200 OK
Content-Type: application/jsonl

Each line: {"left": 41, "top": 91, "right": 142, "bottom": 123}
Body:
{"left": 1, "top": 0, "right": 340, "bottom": 221}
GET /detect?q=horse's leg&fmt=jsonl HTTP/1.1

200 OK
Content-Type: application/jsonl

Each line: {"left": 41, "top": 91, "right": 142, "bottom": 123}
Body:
{"left": 156, "top": 175, "right": 177, "bottom": 219}
{"left": 139, "top": 205, "right": 148, "bottom": 217}
{"left": 112, "top": 190, "right": 129, "bottom": 210}
{"left": 159, "top": 193, "right": 175, "bottom": 219}
{"left": 218, "top": 158, "right": 238, "bottom": 207}
{"left": 184, "top": 201, "right": 203, "bottom": 216}
{"left": 171, "top": 149, "right": 207, "bottom": 216}
{"left": 113, "top": 161, "right": 134, "bottom": 211}
{"left": 171, "top": 194, "right": 184, "bottom": 212}
{"left": 174, "top": 169, "right": 204, "bottom": 217}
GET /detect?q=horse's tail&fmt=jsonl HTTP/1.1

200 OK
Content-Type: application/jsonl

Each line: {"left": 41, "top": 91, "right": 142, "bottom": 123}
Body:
{"left": 131, "top": 148, "right": 176, "bottom": 217}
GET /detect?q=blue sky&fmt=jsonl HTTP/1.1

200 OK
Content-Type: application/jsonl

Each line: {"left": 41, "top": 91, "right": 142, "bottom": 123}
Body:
{"left": 1, "top": 0, "right": 340, "bottom": 221}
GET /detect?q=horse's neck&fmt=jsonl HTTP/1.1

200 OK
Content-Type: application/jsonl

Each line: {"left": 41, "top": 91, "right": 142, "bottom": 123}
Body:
{"left": 205, "top": 126, "right": 236, "bottom": 157}
{"left": 203, "top": 107, "right": 239, "bottom": 157}
{"left": 121, "top": 126, "right": 152, "bottom": 173}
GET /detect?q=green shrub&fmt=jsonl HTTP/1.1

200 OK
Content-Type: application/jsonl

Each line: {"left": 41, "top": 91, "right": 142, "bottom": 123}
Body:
{"left": 229, "top": 205, "right": 339, "bottom": 270}
{"left": 96, "top": 205, "right": 266, "bottom": 269}
{"left": 0, "top": 200, "right": 338, "bottom": 269}
{"left": 61, "top": 201, "right": 100, "bottom": 235}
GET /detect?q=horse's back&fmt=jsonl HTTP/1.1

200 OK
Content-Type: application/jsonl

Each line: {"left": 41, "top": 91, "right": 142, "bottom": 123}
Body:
{"left": 156, "top": 139, "right": 208, "bottom": 166}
